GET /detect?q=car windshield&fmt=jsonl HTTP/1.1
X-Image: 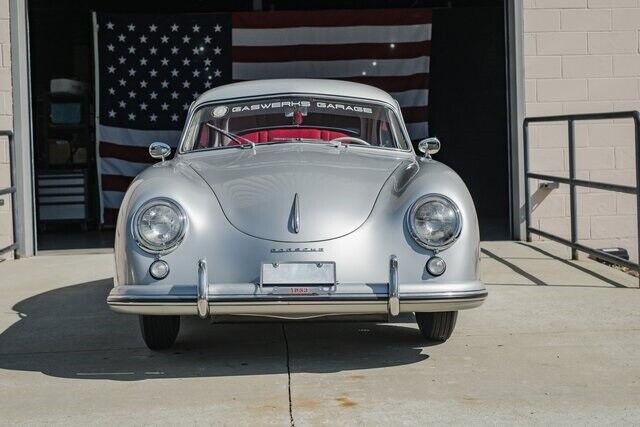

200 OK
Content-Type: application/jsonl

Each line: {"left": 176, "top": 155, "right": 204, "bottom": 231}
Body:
{"left": 180, "top": 96, "right": 410, "bottom": 152}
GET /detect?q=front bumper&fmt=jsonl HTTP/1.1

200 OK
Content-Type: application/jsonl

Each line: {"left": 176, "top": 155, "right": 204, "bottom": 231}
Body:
{"left": 107, "top": 257, "right": 487, "bottom": 319}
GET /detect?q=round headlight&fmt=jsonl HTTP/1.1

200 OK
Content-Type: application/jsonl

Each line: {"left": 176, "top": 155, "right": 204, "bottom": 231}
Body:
{"left": 134, "top": 199, "right": 186, "bottom": 253}
{"left": 408, "top": 195, "right": 462, "bottom": 250}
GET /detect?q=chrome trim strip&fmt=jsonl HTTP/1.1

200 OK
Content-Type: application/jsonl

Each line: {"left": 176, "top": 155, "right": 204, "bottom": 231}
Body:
{"left": 293, "top": 193, "right": 300, "bottom": 234}
{"left": 197, "top": 258, "right": 209, "bottom": 318}
{"left": 388, "top": 255, "right": 399, "bottom": 316}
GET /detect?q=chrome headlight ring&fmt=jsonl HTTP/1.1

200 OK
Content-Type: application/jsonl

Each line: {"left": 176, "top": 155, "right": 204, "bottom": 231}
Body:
{"left": 132, "top": 198, "right": 188, "bottom": 254}
{"left": 407, "top": 194, "right": 462, "bottom": 251}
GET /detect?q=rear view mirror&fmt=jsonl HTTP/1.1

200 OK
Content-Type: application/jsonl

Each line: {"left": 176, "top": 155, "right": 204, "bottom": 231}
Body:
{"left": 149, "top": 142, "right": 171, "bottom": 162}
{"left": 417, "top": 137, "right": 441, "bottom": 157}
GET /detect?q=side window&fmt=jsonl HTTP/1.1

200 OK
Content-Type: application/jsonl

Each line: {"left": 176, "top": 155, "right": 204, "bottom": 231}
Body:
{"left": 378, "top": 121, "right": 394, "bottom": 148}
{"left": 388, "top": 112, "right": 409, "bottom": 150}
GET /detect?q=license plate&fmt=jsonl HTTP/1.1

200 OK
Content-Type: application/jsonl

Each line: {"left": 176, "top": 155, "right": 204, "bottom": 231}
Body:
{"left": 260, "top": 261, "right": 336, "bottom": 286}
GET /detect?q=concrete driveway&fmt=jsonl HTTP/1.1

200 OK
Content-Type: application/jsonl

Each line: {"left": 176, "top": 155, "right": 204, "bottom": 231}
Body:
{"left": 0, "top": 241, "right": 639, "bottom": 425}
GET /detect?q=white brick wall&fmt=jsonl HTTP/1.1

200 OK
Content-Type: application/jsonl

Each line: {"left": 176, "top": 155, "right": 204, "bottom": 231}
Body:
{"left": 525, "top": 0, "right": 640, "bottom": 260}
{"left": 0, "top": 0, "right": 11, "bottom": 260}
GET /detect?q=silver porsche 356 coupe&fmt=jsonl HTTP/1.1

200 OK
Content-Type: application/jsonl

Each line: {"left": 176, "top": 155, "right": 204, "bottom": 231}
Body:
{"left": 107, "top": 79, "right": 487, "bottom": 349}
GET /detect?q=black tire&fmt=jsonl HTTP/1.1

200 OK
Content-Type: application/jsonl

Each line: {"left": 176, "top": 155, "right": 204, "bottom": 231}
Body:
{"left": 139, "top": 315, "right": 180, "bottom": 350}
{"left": 415, "top": 311, "right": 458, "bottom": 342}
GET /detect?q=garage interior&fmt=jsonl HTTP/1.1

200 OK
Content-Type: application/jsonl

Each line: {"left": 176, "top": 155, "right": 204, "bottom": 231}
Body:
{"left": 27, "top": 0, "right": 511, "bottom": 251}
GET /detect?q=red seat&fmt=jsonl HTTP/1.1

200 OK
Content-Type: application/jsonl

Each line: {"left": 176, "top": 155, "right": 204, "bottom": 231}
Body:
{"left": 237, "top": 128, "right": 348, "bottom": 144}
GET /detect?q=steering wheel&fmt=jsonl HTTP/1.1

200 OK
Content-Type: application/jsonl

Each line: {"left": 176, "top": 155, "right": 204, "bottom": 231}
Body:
{"left": 328, "top": 136, "right": 370, "bottom": 146}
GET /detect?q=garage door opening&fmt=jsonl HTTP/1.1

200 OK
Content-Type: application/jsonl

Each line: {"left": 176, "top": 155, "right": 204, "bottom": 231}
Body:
{"left": 27, "top": 0, "right": 512, "bottom": 251}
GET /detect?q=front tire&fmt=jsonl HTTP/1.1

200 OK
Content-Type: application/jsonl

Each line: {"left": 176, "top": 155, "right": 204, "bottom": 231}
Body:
{"left": 139, "top": 315, "right": 180, "bottom": 350}
{"left": 415, "top": 311, "right": 458, "bottom": 342}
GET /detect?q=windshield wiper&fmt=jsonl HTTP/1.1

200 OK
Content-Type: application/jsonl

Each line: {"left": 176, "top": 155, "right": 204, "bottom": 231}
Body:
{"left": 205, "top": 123, "right": 256, "bottom": 154}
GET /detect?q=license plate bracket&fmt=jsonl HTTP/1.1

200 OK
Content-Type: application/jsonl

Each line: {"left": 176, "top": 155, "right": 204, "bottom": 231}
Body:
{"left": 260, "top": 261, "right": 336, "bottom": 287}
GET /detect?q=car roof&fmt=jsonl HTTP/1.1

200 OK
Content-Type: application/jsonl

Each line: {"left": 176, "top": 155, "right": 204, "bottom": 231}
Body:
{"left": 194, "top": 79, "right": 398, "bottom": 107}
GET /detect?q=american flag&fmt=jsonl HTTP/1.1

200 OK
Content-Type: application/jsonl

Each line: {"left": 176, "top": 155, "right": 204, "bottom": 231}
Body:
{"left": 95, "top": 9, "right": 432, "bottom": 224}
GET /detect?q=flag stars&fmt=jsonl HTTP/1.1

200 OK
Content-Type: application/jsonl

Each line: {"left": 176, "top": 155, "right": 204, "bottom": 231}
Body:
{"left": 102, "top": 20, "right": 228, "bottom": 127}
{"left": 106, "top": 21, "right": 114, "bottom": 30}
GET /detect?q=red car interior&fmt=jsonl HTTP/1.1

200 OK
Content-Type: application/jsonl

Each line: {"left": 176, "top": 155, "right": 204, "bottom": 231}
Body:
{"left": 197, "top": 126, "right": 349, "bottom": 148}
{"left": 237, "top": 128, "right": 348, "bottom": 144}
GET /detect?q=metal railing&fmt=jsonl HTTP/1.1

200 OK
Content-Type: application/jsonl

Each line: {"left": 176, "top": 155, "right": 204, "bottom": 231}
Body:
{"left": 0, "top": 130, "right": 16, "bottom": 257}
{"left": 523, "top": 111, "right": 640, "bottom": 283}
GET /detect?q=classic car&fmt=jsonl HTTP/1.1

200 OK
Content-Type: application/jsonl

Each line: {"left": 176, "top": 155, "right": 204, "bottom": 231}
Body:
{"left": 107, "top": 79, "right": 487, "bottom": 349}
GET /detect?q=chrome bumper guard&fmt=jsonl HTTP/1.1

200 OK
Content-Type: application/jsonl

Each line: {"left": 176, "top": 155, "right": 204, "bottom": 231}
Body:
{"left": 197, "top": 258, "right": 209, "bottom": 318}
{"left": 108, "top": 256, "right": 487, "bottom": 318}
{"left": 388, "top": 255, "right": 400, "bottom": 316}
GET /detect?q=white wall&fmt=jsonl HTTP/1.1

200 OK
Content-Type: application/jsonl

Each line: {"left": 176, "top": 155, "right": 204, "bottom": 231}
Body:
{"left": 524, "top": 0, "right": 640, "bottom": 260}
{"left": 0, "top": 0, "right": 12, "bottom": 259}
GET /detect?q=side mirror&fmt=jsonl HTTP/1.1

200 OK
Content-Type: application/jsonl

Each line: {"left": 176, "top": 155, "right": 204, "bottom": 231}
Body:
{"left": 149, "top": 142, "right": 171, "bottom": 162}
{"left": 417, "top": 137, "right": 441, "bottom": 157}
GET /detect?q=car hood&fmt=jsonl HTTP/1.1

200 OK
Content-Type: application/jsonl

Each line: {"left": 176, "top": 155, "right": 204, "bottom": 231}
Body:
{"left": 187, "top": 144, "right": 408, "bottom": 242}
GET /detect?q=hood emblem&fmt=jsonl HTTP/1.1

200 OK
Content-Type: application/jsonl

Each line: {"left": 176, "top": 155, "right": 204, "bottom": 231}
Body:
{"left": 289, "top": 193, "right": 300, "bottom": 234}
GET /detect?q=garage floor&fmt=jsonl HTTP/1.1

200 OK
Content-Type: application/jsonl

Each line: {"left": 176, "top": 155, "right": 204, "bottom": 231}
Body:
{"left": 0, "top": 242, "right": 639, "bottom": 425}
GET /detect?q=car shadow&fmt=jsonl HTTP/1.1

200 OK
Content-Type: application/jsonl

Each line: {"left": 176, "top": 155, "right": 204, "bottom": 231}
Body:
{"left": 0, "top": 279, "right": 432, "bottom": 381}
